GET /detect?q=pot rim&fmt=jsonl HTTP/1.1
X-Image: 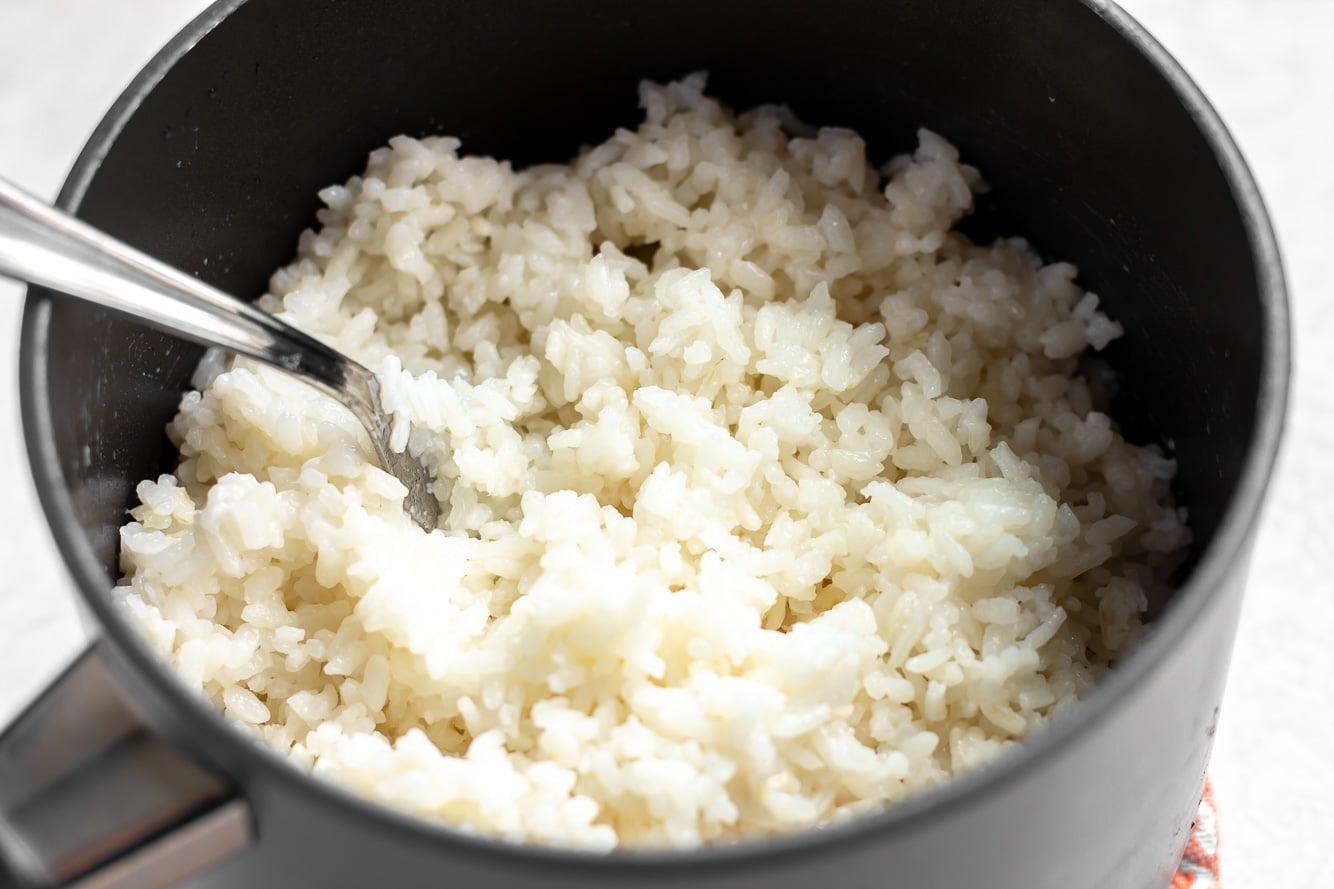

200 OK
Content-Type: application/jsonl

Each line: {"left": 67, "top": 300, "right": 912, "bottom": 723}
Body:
{"left": 18, "top": 0, "right": 1290, "bottom": 875}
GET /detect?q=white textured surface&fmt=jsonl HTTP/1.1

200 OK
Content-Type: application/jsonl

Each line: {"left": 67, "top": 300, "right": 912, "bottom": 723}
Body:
{"left": 0, "top": 1, "right": 1328, "bottom": 884}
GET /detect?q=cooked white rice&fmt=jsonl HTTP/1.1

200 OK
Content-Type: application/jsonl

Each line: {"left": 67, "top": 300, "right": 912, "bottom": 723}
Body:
{"left": 116, "top": 74, "right": 1188, "bottom": 849}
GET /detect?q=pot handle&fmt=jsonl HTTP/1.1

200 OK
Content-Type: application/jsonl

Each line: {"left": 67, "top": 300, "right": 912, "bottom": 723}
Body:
{"left": 0, "top": 643, "right": 252, "bottom": 889}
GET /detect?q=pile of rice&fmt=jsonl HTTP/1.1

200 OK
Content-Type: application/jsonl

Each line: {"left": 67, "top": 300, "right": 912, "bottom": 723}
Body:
{"left": 117, "top": 74, "right": 1188, "bottom": 849}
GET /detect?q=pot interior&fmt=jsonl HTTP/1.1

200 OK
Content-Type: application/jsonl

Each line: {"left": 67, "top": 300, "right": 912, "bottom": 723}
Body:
{"left": 31, "top": 0, "right": 1265, "bottom": 632}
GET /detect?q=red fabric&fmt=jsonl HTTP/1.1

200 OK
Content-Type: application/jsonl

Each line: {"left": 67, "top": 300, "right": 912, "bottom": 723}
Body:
{"left": 1173, "top": 781, "right": 1222, "bottom": 888}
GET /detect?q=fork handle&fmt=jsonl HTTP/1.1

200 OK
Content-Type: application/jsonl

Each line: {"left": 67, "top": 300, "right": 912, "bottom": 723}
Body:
{"left": 0, "top": 174, "right": 355, "bottom": 401}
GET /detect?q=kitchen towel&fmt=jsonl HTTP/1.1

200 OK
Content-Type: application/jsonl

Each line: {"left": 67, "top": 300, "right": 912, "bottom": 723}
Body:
{"left": 1174, "top": 781, "right": 1222, "bottom": 889}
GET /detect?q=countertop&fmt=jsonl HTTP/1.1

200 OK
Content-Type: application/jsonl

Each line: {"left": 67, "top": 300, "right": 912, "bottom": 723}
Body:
{"left": 2, "top": 1, "right": 1329, "bottom": 885}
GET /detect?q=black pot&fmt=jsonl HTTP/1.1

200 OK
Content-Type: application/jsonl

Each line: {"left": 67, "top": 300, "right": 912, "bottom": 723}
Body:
{"left": 1, "top": 1, "right": 1287, "bottom": 887}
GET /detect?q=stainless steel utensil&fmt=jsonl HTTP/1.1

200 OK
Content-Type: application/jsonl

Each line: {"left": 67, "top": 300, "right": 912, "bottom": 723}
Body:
{"left": 0, "top": 175, "right": 439, "bottom": 532}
